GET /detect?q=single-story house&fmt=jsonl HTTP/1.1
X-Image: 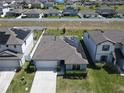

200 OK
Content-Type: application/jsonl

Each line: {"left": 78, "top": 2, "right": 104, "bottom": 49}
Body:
{"left": 43, "top": 2, "right": 55, "bottom": 8}
{"left": 0, "top": 27, "right": 34, "bottom": 68}
{"left": 43, "top": 8, "right": 61, "bottom": 17}
{"left": 32, "top": 35, "right": 88, "bottom": 72}
{"left": 83, "top": 1, "right": 96, "bottom": 6}
{"left": 83, "top": 30, "right": 124, "bottom": 73}
{"left": 6, "top": 9, "right": 27, "bottom": 17}
{"left": 23, "top": 9, "right": 43, "bottom": 18}
{"left": 62, "top": 6, "right": 78, "bottom": 16}
{"left": 96, "top": 6, "right": 116, "bottom": 18}
{"left": 78, "top": 10, "right": 98, "bottom": 18}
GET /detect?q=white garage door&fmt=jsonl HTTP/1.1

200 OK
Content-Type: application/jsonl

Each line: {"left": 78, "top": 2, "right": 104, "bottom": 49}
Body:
{"left": 35, "top": 61, "right": 58, "bottom": 68}
{"left": 0, "top": 60, "right": 19, "bottom": 68}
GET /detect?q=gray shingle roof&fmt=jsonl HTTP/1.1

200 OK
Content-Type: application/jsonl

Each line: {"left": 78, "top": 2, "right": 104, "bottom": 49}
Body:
{"left": 33, "top": 35, "right": 88, "bottom": 64}
{"left": 0, "top": 49, "right": 22, "bottom": 60}
{"left": 87, "top": 30, "right": 124, "bottom": 45}
{"left": 0, "top": 27, "right": 31, "bottom": 45}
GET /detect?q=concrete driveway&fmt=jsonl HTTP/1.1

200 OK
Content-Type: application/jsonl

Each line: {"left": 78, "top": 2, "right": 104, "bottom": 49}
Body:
{"left": 30, "top": 68, "right": 57, "bottom": 93}
{"left": 0, "top": 68, "right": 16, "bottom": 93}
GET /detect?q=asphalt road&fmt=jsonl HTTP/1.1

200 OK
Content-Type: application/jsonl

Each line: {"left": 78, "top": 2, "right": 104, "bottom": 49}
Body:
{"left": 0, "top": 18, "right": 124, "bottom": 22}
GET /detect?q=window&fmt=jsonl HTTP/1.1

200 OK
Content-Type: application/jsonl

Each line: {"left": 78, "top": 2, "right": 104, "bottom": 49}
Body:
{"left": 24, "top": 41, "right": 26, "bottom": 45}
{"left": 102, "top": 45, "right": 110, "bottom": 51}
{"left": 100, "top": 55, "right": 108, "bottom": 62}
{"left": 14, "top": 45, "right": 16, "bottom": 48}
{"left": 73, "top": 64, "right": 80, "bottom": 70}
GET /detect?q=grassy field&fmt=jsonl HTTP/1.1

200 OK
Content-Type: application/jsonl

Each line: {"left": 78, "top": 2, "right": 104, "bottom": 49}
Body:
{"left": 45, "top": 28, "right": 84, "bottom": 37}
{"left": 57, "top": 67, "right": 124, "bottom": 93}
{"left": 0, "top": 21, "right": 124, "bottom": 30}
{"left": 6, "top": 62, "right": 35, "bottom": 93}
{"left": 55, "top": 4, "right": 65, "bottom": 10}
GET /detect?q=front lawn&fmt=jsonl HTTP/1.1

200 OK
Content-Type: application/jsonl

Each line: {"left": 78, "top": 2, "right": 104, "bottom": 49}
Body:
{"left": 57, "top": 67, "right": 124, "bottom": 93}
{"left": 6, "top": 62, "right": 35, "bottom": 93}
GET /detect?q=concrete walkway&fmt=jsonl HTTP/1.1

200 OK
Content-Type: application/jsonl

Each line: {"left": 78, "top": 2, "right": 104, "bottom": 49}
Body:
{"left": 30, "top": 68, "right": 57, "bottom": 93}
{"left": 0, "top": 68, "right": 16, "bottom": 93}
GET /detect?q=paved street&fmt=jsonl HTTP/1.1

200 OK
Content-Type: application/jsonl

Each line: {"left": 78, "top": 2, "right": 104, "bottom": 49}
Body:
{"left": 30, "top": 68, "right": 57, "bottom": 93}
{"left": 0, "top": 68, "right": 16, "bottom": 93}
{"left": 0, "top": 18, "right": 124, "bottom": 22}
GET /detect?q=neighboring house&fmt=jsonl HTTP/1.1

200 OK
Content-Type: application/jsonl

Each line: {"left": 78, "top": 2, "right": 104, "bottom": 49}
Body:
{"left": 78, "top": 10, "right": 98, "bottom": 18}
{"left": 62, "top": 6, "right": 78, "bottom": 16}
{"left": 83, "top": 1, "right": 96, "bottom": 6}
{"left": 43, "top": 2, "right": 55, "bottom": 9}
{"left": 96, "top": 6, "right": 116, "bottom": 18}
{"left": 0, "top": 27, "right": 34, "bottom": 68}
{"left": 6, "top": 9, "right": 26, "bottom": 17}
{"left": 32, "top": 35, "right": 88, "bottom": 73}
{"left": 83, "top": 30, "right": 124, "bottom": 73}
{"left": 23, "top": 9, "right": 43, "bottom": 18}
{"left": 43, "top": 8, "right": 61, "bottom": 17}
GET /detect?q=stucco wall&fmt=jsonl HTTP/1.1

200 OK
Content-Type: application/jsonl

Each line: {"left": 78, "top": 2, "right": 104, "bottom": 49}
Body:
{"left": 95, "top": 41, "right": 114, "bottom": 62}
{"left": 22, "top": 32, "right": 34, "bottom": 56}
{"left": 83, "top": 32, "right": 96, "bottom": 62}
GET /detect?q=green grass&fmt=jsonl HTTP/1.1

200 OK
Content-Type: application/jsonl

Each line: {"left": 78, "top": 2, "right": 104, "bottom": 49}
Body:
{"left": 57, "top": 67, "right": 124, "bottom": 93}
{"left": 6, "top": 62, "right": 35, "bottom": 93}
{"left": 62, "top": 16, "right": 80, "bottom": 18}
{"left": 45, "top": 28, "right": 84, "bottom": 38}
{"left": 46, "top": 16, "right": 60, "bottom": 18}
{"left": 111, "top": 5, "right": 124, "bottom": 10}
{"left": 34, "top": 30, "right": 43, "bottom": 40}
{"left": 55, "top": 4, "right": 65, "bottom": 10}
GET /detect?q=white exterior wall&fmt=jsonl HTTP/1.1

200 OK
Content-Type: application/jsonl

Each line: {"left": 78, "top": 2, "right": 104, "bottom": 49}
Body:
{"left": 21, "top": 32, "right": 34, "bottom": 56}
{"left": 83, "top": 32, "right": 96, "bottom": 61}
{"left": 95, "top": 41, "right": 115, "bottom": 62}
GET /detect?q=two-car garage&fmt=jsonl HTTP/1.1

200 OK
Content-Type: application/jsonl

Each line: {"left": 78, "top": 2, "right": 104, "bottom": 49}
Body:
{"left": 35, "top": 60, "right": 58, "bottom": 68}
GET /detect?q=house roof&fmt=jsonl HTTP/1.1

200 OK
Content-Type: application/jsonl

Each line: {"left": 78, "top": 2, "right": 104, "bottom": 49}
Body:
{"left": 33, "top": 35, "right": 88, "bottom": 64}
{"left": 87, "top": 30, "right": 124, "bottom": 45}
{"left": 0, "top": 27, "right": 31, "bottom": 45}
{"left": 8, "top": 9, "right": 27, "bottom": 14}
{"left": 0, "top": 49, "right": 22, "bottom": 60}
{"left": 79, "top": 10, "right": 97, "bottom": 15}
{"left": 96, "top": 6, "right": 116, "bottom": 14}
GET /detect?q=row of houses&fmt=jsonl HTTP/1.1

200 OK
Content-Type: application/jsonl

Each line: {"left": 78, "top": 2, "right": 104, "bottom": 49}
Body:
{"left": 4, "top": 6, "right": 124, "bottom": 18}
{"left": 1, "top": 27, "right": 124, "bottom": 74}
{"left": 79, "top": 6, "right": 124, "bottom": 18}
{"left": 0, "top": 27, "right": 88, "bottom": 75}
